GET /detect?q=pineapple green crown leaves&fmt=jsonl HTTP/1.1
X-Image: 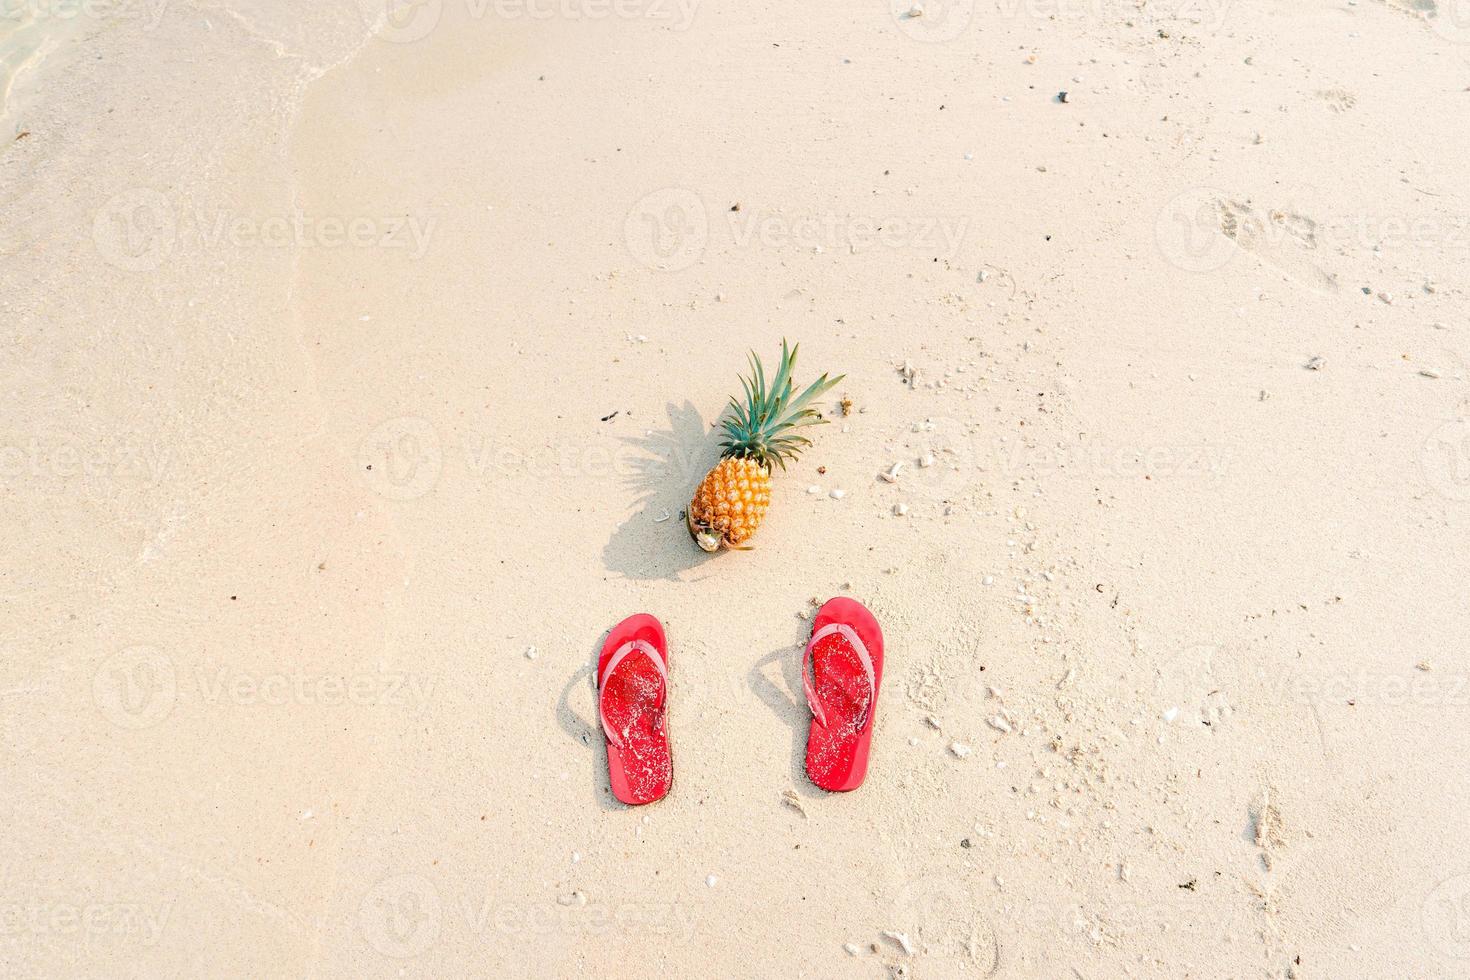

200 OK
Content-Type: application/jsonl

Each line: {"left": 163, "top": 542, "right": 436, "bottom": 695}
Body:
{"left": 720, "top": 339, "right": 844, "bottom": 470}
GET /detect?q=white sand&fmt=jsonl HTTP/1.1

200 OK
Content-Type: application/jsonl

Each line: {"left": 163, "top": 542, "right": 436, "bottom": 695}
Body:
{"left": 3, "top": 1, "right": 1469, "bottom": 976}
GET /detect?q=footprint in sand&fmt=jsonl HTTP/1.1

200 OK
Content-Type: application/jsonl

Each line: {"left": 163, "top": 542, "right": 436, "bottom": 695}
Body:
{"left": 1314, "top": 88, "right": 1358, "bottom": 113}
{"left": 1217, "top": 199, "right": 1341, "bottom": 292}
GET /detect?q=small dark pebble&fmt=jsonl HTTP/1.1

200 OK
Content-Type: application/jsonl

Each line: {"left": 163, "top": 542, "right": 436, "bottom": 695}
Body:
{"left": 1179, "top": 879, "right": 1197, "bottom": 891}
{"left": 960, "top": 838, "right": 971, "bottom": 849}
{"left": 1057, "top": 91, "right": 1069, "bottom": 103}
{"left": 600, "top": 410, "right": 619, "bottom": 422}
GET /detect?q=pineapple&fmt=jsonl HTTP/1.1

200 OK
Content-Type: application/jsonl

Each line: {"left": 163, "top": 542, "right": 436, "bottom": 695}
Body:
{"left": 687, "top": 340, "right": 843, "bottom": 552}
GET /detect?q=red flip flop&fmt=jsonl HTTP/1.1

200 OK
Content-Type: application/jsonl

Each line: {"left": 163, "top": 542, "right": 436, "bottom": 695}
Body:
{"left": 802, "top": 597, "right": 884, "bottom": 792}
{"left": 597, "top": 614, "right": 672, "bottom": 805}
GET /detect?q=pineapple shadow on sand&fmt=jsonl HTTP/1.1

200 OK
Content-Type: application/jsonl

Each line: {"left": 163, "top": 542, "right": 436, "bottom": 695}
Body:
{"left": 601, "top": 401, "right": 725, "bottom": 580}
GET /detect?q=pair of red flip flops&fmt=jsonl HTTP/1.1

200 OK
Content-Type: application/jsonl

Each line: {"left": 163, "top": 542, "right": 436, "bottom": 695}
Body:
{"left": 596, "top": 597, "right": 884, "bottom": 805}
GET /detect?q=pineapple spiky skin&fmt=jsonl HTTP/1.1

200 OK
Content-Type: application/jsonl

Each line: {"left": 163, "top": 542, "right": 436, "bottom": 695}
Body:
{"left": 687, "top": 340, "right": 843, "bottom": 552}
{"left": 689, "top": 457, "right": 772, "bottom": 550}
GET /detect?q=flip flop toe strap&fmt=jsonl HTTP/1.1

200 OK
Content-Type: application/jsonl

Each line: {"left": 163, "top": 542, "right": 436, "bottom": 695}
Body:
{"left": 598, "top": 639, "right": 667, "bottom": 750}
{"left": 802, "top": 622, "right": 876, "bottom": 733}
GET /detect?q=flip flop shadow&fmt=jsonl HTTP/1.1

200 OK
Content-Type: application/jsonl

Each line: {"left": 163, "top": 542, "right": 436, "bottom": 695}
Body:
{"left": 555, "top": 636, "right": 626, "bottom": 812}
{"left": 747, "top": 639, "right": 822, "bottom": 798}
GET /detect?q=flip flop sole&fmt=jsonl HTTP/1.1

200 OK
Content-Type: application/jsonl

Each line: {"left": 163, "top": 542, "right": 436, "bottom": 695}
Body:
{"left": 598, "top": 614, "right": 672, "bottom": 806}
{"left": 804, "top": 598, "right": 884, "bottom": 792}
